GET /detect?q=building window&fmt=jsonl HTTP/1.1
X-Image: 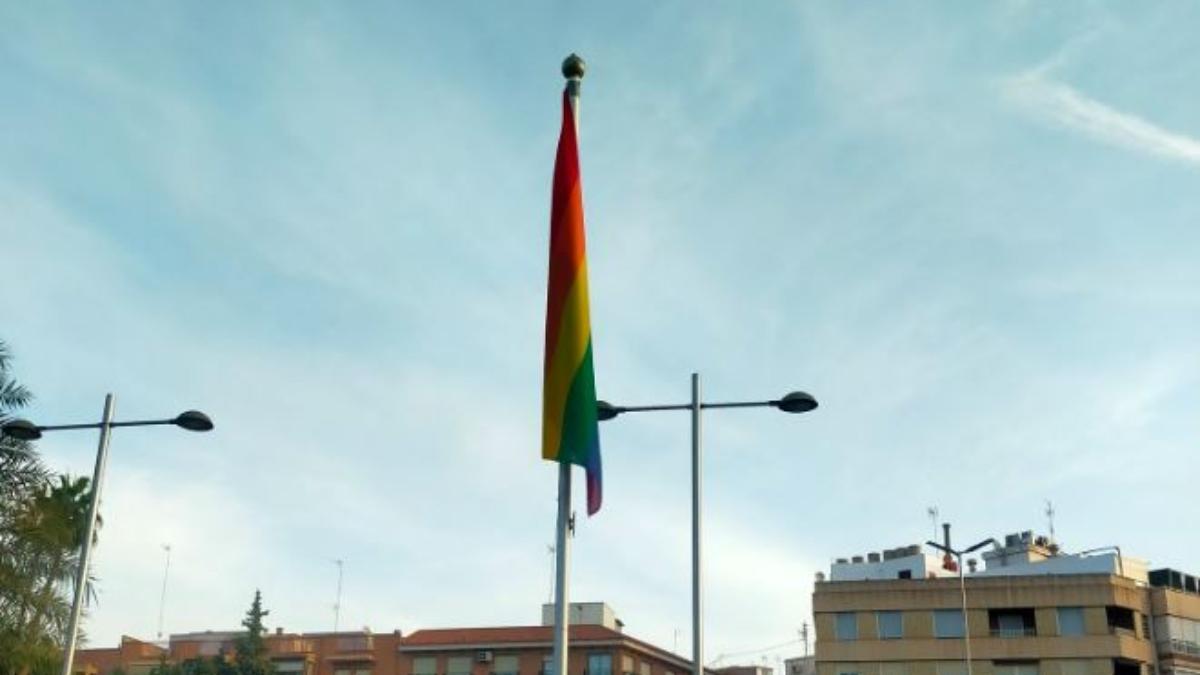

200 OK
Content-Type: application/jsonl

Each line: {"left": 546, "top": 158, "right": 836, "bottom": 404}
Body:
{"left": 622, "top": 657, "right": 634, "bottom": 675}
{"left": 835, "top": 613, "right": 858, "bottom": 640}
{"left": 1106, "top": 606, "right": 1136, "bottom": 635}
{"left": 877, "top": 612, "right": 903, "bottom": 639}
{"left": 543, "top": 656, "right": 553, "bottom": 675}
{"left": 448, "top": 657, "right": 472, "bottom": 675}
{"left": 495, "top": 656, "right": 519, "bottom": 675}
{"left": 836, "top": 665, "right": 859, "bottom": 675}
{"left": 881, "top": 663, "right": 908, "bottom": 675}
{"left": 335, "top": 670, "right": 370, "bottom": 675}
{"left": 276, "top": 661, "right": 307, "bottom": 675}
{"left": 414, "top": 658, "right": 438, "bottom": 675}
{"left": 588, "top": 654, "right": 612, "bottom": 675}
{"left": 990, "top": 609, "right": 1036, "bottom": 637}
{"left": 1057, "top": 608, "right": 1085, "bottom": 637}
{"left": 934, "top": 610, "right": 965, "bottom": 638}
{"left": 935, "top": 664, "right": 966, "bottom": 675}
{"left": 1058, "top": 660, "right": 1088, "bottom": 675}
{"left": 994, "top": 662, "right": 1038, "bottom": 675}
{"left": 640, "top": 663, "right": 650, "bottom": 675}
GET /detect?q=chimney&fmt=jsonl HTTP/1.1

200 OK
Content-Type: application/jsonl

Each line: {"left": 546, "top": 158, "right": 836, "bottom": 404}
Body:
{"left": 967, "top": 559, "right": 978, "bottom": 573}
{"left": 276, "top": 627, "right": 283, "bottom": 635}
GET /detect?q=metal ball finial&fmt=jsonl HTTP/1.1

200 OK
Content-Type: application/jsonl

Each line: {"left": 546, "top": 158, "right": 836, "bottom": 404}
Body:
{"left": 562, "top": 53, "right": 586, "bottom": 80}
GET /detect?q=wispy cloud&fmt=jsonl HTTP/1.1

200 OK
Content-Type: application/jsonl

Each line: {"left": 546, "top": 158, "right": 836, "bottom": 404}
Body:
{"left": 1005, "top": 71, "right": 1200, "bottom": 166}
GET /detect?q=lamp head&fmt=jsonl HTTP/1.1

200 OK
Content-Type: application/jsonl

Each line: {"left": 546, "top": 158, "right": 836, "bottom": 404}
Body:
{"left": 173, "top": 410, "right": 214, "bottom": 432}
{"left": 596, "top": 401, "right": 621, "bottom": 422}
{"left": 1, "top": 419, "right": 42, "bottom": 440}
{"left": 774, "top": 391, "right": 818, "bottom": 414}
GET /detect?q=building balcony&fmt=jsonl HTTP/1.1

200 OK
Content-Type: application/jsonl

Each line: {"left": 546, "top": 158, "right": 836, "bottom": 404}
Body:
{"left": 337, "top": 636, "right": 373, "bottom": 652}
{"left": 1159, "top": 639, "right": 1200, "bottom": 657}
{"left": 989, "top": 627, "right": 1037, "bottom": 638}
{"left": 270, "top": 639, "right": 316, "bottom": 655}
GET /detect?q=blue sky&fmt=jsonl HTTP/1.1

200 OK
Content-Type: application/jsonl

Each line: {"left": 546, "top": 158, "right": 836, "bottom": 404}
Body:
{"left": 3, "top": 0, "right": 1199, "bottom": 665}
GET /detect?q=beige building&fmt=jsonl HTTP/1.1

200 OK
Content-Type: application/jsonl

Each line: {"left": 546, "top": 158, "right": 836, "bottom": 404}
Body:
{"left": 814, "top": 531, "right": 1200, "bottom": 675}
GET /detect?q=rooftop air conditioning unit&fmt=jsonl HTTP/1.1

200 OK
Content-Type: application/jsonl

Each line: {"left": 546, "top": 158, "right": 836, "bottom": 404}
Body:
{"left": 477, "top": 652, "right": 494, "bottom": 664}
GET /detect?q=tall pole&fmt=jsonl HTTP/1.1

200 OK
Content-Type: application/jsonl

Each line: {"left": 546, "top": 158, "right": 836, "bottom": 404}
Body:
{"left": 157, "top": 544, "right": 171, "bottom": 640}
{"left": 551, "top": 52, "right": 585, "bottom": 675}
{"left": 61, "top": 393, "right": 115, "bottom": 675}
{"left": 691, "top": 373, "right": 703, "bottom": 675}
{"left": 958, "top": 553, "right": 972, "bottom": 675}
{"left": 334, "top": 559, "right": 344, "bottom": 632}
{"left": 551, "top": 462, "right": 572, "bottom": 675}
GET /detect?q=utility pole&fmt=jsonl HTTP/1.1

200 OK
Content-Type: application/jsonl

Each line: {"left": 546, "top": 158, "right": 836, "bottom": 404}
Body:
{"left": 1045, "top": 500, "right": 1056, "bottom": 543}
{"left": 157, "top": 544, "right": 171, "bottom": 640}
{"left": 333, "top": 559, "right": 344, "bottom": 632}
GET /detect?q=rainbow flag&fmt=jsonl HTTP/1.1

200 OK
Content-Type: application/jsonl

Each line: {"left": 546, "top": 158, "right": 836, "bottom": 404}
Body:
{"left": 542, "top": 88, "right": 602, "bottom": 516}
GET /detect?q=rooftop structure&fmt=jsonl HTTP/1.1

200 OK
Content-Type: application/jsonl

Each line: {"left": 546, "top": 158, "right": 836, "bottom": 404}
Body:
{"left": 828, "top": 532, "right": 1147, "bottom": 583}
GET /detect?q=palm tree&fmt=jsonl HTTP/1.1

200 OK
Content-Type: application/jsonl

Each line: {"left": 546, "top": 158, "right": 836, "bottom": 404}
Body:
{"left": 0, "top": 341, "right": 103, "bottom": 675}
{"left": 10, "top": 476, "right": 103, "bottom": 647}
{"left": 0, "top": 340, "right": 44, "bottom": 502}
{"left": 0, "top": 339, "right": 64, "bottom": 675}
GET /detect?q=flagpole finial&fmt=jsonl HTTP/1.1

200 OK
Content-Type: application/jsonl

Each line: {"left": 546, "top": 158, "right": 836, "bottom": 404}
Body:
{"left": 562, "top": 54, "right": 586, "bottom": 80}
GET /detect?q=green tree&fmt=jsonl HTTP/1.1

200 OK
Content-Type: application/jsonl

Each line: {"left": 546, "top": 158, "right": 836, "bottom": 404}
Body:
{"left": 232, "top": 590, "right": 275, "bottom": 675}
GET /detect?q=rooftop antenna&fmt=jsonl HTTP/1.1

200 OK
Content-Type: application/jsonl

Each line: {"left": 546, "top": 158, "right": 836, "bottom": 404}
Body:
{"left": 800, "top": 622, "right": 809, "bottom": 657}
{"left": 927, "top": 506, "right": 939, "bottom": 545}
{"left": 1045, "top": 500, "right": 1056, "bottom": 543}
{"left": 156, "top": 544, "right": 171, "bottom": 640}
{"left": 333, "top": 559, "right": 344, "bottom": 632}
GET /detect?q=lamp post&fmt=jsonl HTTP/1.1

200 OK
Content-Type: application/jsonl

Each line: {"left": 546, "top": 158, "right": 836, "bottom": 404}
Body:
{"left": 926, "top": 531, "right": 998, "bottom": 675}
{"left": 1, "top": 393, "right": 213, "bottom": 675}
{"left": 597, "top": 373, "right": 817, "bottom": 675}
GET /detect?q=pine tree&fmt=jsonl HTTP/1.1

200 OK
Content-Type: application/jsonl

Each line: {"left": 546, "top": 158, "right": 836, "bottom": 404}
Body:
{"left": 232, "top": 590, "right": 275, "bottom": 675}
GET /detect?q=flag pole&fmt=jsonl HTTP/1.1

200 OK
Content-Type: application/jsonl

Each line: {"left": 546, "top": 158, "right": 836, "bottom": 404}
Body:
{"left": 551, "top": 52, "right": 586, "bottom": 675}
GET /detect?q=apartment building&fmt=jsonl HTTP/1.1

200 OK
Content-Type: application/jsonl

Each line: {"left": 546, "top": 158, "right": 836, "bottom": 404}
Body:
{"left": 1150, "top": 569, "right": 1200, "bottom": 675}
{"left": 75, "top": 603, "right": 690, "bottom": 675}
{"left": 167, "top": 628, "right": 405, "bottom": 675}
{"left": 785, "top": 656, "right": 816, "bottom": 675}
{"left": 814, "top": 531, "right": 1200, "bottom": 675}
{"left": 73, "top": 636, "right": 167, "bottom": 675}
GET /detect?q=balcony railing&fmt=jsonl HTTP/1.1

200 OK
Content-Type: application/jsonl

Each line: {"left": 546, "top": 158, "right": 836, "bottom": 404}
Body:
{"left": 1159, "top": 639, "right": 1200, "bottom": 656}
{"left": 270, "top": 639, "right": 315, "bottom": 654}
{"left": 336, "top": 636, "right": 373, "bottom": 652}
{"left": 990, "top": 627, "right": 1037, "bottom": 638}
{"left": 1109, "top": 626, "right": 1137, "bottom": 638}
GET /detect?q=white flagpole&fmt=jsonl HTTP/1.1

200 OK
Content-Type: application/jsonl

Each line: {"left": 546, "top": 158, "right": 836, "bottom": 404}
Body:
{"left": 551, "top": 52, "right": 586, "bottom": 675}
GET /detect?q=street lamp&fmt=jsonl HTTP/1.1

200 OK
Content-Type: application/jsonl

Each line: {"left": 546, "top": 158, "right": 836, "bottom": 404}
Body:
{"left": 1, "top": 393, "right": 213, "bottom": 675}
{"left": 597, "top": 373, "right": 817, "bottom": 675}
{"left": 926, "top": 529, "right": 998, "bottom": 675}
